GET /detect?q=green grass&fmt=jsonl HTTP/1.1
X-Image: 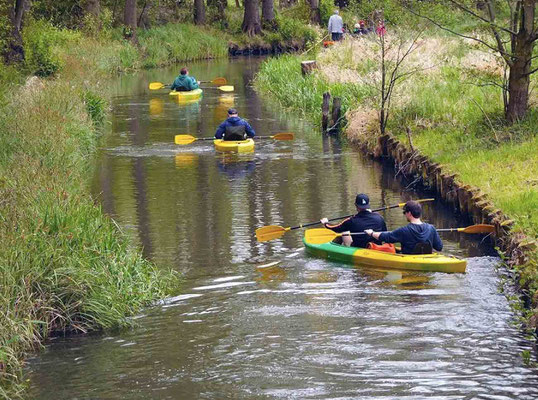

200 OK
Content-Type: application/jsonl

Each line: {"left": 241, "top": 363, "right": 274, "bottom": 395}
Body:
{"left": 255, "top": 54, "right": 373, "bottom": 126}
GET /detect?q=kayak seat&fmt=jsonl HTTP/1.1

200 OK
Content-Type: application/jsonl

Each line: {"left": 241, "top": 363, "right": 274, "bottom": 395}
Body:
{"left": 367, "top": 242, "right": 396, "bottom": 254}
{"left": 412, "top": 242, "right": 433, "bottom": 254}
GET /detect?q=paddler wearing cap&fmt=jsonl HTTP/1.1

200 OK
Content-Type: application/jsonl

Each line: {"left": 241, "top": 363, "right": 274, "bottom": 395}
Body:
{"left": 320, "top": 193, "right": 387, "bottom": 248}
{"left": 215, "top": 108, "right": 256, "bottom": 141}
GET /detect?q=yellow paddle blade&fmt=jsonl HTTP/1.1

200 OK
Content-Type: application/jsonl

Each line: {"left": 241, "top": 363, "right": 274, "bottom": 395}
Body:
{"left": 218, "top": 85, "right": 234, "bottom": 92}
{"left": 255, "top": 225, "right": 288, "bottom": 242}
{"left": 272, "top": 132, "right": 295, "bottom": 141}
{"left": 149, "top": 82, "right": 165, "bottom": 90}
{"left": 212, "top": 77, "right": 227, "bottom": 85}
{"left": 304, "top": 228, "right": 339, "bottom": 245}
{"left": 459, "top": 224, "right": 495, "bottom": 234}
{"left": 174, "top": 135, "right": 197, "bottom": 145}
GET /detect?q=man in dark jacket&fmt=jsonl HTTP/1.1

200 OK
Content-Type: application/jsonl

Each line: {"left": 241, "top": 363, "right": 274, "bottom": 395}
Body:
{"left": 320, "top": 193, "right": 387, "bottom": 248}
{"left": 365, "top": 200, "right": 442, "bottom": 254}
{"left": 215, "top": 108, "right": 256, "bottom": 141}
{"left": 171, "top": 67, "right": 199, "bottom": 92}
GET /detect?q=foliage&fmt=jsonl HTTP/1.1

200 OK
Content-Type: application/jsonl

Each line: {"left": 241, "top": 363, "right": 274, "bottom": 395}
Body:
{"left": 275, "top": 13, "right": 318, "bottom": 44}
{"left": 23, "top": 19, "right": 81, "bottom": 77}
{"left": 138, "top": 24, "right": 229, "bottom": 68}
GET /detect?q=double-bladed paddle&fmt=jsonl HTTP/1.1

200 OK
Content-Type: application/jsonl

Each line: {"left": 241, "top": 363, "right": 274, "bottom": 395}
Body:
{"left": 255, "top": 199, "right": 435, "bottom": 242}
{"left": 149, "top": 81, "right": 234, "bottom": 92}
{"left": 304, "top": 224, "right": 495, "bottom": 245}
{"left": 174, "top": 132, "right": 294, "bottom": 145}
{"left": 149, "top": 77, "right": 227, "bottom": 90}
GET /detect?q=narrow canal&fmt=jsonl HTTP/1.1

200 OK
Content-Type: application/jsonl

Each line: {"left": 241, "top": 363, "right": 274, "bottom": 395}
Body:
{"left": 26, "top": 57, "right": 538, "bottom": 399}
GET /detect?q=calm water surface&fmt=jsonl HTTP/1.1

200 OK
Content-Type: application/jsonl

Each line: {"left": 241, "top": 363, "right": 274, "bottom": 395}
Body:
{"left": 26, "top": 57, "right": 538, "bottom": 399}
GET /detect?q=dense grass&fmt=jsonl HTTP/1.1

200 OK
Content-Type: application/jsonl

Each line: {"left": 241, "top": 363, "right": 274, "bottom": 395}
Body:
{"left": 255, "top": 54, "right": 373, "bottom": 126}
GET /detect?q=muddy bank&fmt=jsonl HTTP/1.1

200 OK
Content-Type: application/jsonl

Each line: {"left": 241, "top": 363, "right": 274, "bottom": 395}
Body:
{"left": 228, "top": 40, "right": 306, "bottom": 56}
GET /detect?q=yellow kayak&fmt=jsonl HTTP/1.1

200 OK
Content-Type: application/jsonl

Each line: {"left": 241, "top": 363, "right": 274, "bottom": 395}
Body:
{"left": 303, "top": 233, "right": 466, "bottom": 273}
{"left": 213, "top": 138, "right": 255, "bottom": 153}
{"left": 169, "top": 88, "right": 203, "bottom": 101}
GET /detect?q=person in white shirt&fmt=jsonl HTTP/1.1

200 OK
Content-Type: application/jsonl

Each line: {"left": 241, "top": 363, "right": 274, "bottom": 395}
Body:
{"left": 328, "top": 9, "right": 344, "bottom": 41}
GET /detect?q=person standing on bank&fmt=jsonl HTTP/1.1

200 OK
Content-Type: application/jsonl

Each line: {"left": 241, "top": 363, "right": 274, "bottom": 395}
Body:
{"left": 320, "top": 193, "right": 387, "bottom": 248}
{"left": 215, "top": 108, "right": 256, "bottom": 141}
{"left": 328, "top": 10, "right": 344, "bottom": 41}
{"left": 171, "top": 67, "right": 199, "bottom": 92}
{"left": 364, "top": 200, "right": 442, "bottom": 254}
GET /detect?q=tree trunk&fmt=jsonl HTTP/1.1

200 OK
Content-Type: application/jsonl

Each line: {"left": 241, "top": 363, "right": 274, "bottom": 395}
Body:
{"left": 194, "top": 0, "right": 206, "bottom": 25}
{"left": 262, "top": 0, "right": 275, "bottom": 29}
{"left": 124, "top": 0, "right": 138, "bottom": 43}
{"left": 3, "top": 0, "right": 27, "bottom": 64}
{"left": 506, "top": 40, "right": 533, "bottom": 122}
{"left": 84, "top": 0, "right": 100, "bottom": 16}
{"left": 235, "top": 0, "right": 241, "bottom": 8}
{"left": 503, "top": 0, "right": 536, "bottom": 122}
{"left": 309, "top": 0, "right": 321, "bottom": 24}
{"left": 242, "top": 0, "right": 261, "bottom": 36}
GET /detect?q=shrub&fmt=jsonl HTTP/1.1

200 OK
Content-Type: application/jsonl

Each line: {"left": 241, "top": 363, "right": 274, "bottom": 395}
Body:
{"left": 23, "top": 19, "right": 80, "bottom": 77}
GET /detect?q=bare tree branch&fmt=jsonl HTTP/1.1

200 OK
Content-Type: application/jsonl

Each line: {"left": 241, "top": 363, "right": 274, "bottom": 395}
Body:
{"left": 404, "top": 5, "right": 514, "bottom": 66}
{"left": 447, "top": 0, "right": 518, "bottom": 35}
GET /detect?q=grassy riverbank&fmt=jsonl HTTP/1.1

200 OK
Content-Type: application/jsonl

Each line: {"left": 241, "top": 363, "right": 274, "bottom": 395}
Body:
{"left": 254, "top": 36, "right": 538, "bottom": 323}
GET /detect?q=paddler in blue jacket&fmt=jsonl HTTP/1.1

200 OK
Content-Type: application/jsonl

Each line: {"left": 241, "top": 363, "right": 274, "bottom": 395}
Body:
{"left": 215, "top": 108, "right": 256, "bottom": 141}
{"left": 171, "top": 67, "right": 199, "bottom": 92}
{"left": 320, "top": 193, "right": 387, "bottom": 248}
{"left": 365, "top": 200, "right": 443, "bottom": 254}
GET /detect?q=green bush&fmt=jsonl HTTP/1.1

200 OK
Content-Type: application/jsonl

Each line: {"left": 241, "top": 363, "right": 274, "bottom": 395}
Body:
{"left": 276, "top": 14, "right": 318, "bottom": 45}
{"left": 23, "top": 19, "right": 80, "bottom": 77}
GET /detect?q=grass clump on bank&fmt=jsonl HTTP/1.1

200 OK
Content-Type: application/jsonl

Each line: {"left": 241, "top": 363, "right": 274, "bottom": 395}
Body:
{"left": 254, "top": 54, "right": 373, "bottom": 126}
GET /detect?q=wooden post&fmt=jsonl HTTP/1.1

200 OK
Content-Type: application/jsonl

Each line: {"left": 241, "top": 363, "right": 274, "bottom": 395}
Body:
{"left": 301, "top": 60, "right": 317, "bottom": 75}
{"left": 322, "top": 92, "right": 331, "bottom": 133}
{"left": 330, "top": 97, "right": 342, "bottom": 134}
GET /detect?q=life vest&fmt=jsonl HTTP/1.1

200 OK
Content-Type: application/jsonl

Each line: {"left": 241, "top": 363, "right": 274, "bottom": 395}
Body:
{"left": 367, "top": 242, "right": 396, "bottom": 254}
{"left": 224, "top": 124, "right": 247, "bottom": 141}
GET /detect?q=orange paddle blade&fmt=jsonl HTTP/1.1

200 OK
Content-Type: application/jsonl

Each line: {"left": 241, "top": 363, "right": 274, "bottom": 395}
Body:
{"left": 211, "top": 77, "right": 227, "bottom": 85}
{"left": 272, "top": 132, "right": 295, "bottom": 141}
{"left": 256, "top": 225, "right": 289, "bottom": 242}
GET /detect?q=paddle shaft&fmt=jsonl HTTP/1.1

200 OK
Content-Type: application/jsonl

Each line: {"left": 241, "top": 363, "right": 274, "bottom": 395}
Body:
{"left": 287, "top": 199, "right": 435, "bottom": 231}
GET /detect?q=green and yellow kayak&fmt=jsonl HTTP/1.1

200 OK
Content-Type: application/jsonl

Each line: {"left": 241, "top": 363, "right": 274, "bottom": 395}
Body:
{"left": 213, "top": 138, "right": 255, "bottom": 153}
{"left": 303, "top": 234, "right": 466, "bottom": 274}
{"left": 169, "top": 88, "right": 203, "bottom": 102}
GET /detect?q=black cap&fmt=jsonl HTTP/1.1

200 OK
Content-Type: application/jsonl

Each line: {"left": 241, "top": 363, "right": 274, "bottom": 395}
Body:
{"left": 228, "top": 108, "right": 238, "bottom": 115}
{"left": 355, "top": 193, "right": 370, "bottom": 208}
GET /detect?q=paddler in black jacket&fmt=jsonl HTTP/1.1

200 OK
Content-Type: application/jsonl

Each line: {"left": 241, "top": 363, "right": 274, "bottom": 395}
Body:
{"left": 320, "top": 193, "right": 387, "bottom": 248}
